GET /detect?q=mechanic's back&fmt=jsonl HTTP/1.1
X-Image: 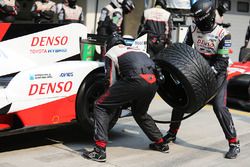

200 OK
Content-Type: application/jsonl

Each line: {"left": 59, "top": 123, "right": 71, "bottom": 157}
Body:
{"left": 106, "top": 45, "right": 155, "bottom": 80}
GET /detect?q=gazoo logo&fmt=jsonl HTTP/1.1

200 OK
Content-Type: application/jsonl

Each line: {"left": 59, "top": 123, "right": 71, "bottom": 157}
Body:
{"left": 28, "top": 81, "right": 73, "bottom": 96}
{"left": 31, "top": 36, "right": 69, "bottom": 46}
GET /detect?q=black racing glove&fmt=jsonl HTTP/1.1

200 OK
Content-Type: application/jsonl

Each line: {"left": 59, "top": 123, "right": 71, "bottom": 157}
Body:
{"left": 213, "top": 56, "right": 229, "bottom": 75}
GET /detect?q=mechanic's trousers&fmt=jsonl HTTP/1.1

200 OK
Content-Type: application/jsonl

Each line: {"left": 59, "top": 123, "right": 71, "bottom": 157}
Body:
{"left": 169, "top": 73, "right": 237, "bottom": 140}
{"left": 94, "top": 75, "right": 163, "bottom": 144}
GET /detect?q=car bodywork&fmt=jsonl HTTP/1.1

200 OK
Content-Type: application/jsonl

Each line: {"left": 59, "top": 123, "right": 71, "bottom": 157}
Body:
{"left": 0, "top": 23, "right": 149, "bottom": 136}
{"left": 227, "top": 61, "right": 250, "bottom": 111}
{"left": 0, "top": 23, "right": 104, "bottom": 136}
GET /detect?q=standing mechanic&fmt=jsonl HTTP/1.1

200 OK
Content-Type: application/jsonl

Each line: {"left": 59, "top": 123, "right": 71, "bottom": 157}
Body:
{"left": 137, "top": 0, "right": 173, "bottom": 58}
{"left": 97, "top": 0, "right": 135, "bottom": 36}
{"left": 30, "top": 0, "right": 56, "bottom": 24}
{"left": 83, "top": 33, "right": 168, "bottom": 162}
{"left": 56, "top": 0, "right": 84, "bottom": 24}
{"left": 96, "top": 0, "right": 135, "bottom": 61}
{"left": 215, "top": 0, "right": 231, "bottom": 28}
{"left": 163, "top": 0, "right": 240, "bottom": 159}
{"left": 0, "top": 0, "right": 19, "bottom": 23}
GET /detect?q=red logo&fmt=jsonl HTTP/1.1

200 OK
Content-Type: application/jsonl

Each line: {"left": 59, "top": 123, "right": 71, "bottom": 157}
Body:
{"left": 31, "top": 36, "right": 68, "bottom": 46}
{"left": 28, "top": 81, "right": 73, "bottom": 96}
{"left": 197, "top": 39, "right": 215, "bottom": 48}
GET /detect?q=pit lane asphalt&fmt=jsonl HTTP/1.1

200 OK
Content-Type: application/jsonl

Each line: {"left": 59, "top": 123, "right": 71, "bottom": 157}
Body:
{"left": 0, "top": 94, "right": 250, "bottom": 167}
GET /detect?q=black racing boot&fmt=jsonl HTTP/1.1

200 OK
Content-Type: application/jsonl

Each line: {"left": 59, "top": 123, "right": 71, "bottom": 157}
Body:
{"left": 163, "top": 131, "right": 177, "bottom": 144}
{"left": 149, "top": 142, "right": 169, "bottom": 153}
{"left": 82, "top": 146, "right": 106, "bottom": 162}
{"left": 225, "top": 141, "right": 240, "bottom": 159}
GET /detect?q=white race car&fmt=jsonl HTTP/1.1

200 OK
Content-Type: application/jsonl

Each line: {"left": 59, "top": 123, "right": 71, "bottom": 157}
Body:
{"left": 0, "top": 23, "right": 111, "bottom": 136}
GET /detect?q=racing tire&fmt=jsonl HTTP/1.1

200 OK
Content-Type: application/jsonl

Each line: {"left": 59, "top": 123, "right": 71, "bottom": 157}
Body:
{"left": 76, "top": 72, "right": 120, "bottom": 134}
{"left": 154, "top": 43, "right": 217, "bottom": 113}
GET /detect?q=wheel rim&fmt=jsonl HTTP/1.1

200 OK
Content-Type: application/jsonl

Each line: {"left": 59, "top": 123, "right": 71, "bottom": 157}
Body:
{"left": 158, "top": 68, "right": 189, "bottom": 108}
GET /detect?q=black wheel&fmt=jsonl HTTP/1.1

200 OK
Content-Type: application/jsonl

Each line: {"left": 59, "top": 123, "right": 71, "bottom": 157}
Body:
{"left": 76, "top": 71, "right": 120, "bottom": 134}
{"left": 154, "top": 43, "right": 217, "bottom": 113}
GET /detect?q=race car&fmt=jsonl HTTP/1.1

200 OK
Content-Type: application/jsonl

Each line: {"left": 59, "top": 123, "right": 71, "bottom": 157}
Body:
{"left": 0, "top": 23, "right": 111, "bottom": 136}
{"left": 0, "top": 23, "right": 218, "bottom": 137}
{"left": 227, "top": 61, "right": 250, "bottom": 111}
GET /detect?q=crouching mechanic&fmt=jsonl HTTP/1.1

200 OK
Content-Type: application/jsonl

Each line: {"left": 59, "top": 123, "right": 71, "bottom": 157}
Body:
{"left": 83, "top": 33, "right": 168, "bottom": 162}
{"left": 163, "top": 0, "right": 240, "bottom": 159}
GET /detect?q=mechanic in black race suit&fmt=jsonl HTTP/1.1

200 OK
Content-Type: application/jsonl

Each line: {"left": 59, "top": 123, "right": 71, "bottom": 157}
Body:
{"left": 163, "top": 0, "right": 240, "bottom": 159}
{"left": 83, "top": 33, "right": 168, "bottom": 162}
{"left": 0, "top": 0, "right": 20, "bottom": 23}
{"left": 137, "top": 0, "right": 173, "bottom": 58}
{"left": 30, "top": 0, "right": 56, "bottom": 24}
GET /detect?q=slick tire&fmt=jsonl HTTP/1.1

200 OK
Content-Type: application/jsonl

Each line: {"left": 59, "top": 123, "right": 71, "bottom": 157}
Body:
{"left": 154, "top": 43, "right": 217, "bottom": 113}
{"left": 76, "top": 71, "right": 120, "bottom": 134}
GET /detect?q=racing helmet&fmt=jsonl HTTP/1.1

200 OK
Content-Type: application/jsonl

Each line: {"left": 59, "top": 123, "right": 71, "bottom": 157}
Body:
{"left": 155, "top": 0, "right": 167, "bottom": 9}
{"left": 122, "top": 0, "right": 135, "bottom": 14}
{"left": 68, "top": 0, "right": 77, "bottom": 8}
{"left": 191, "top": 0, "right": 216, "bottom": 32}
{"left": 217, "top": 0, "right": 230, "bottom": 14}
{"left": 105, "top": 33, "right": 125, "bottom": 51}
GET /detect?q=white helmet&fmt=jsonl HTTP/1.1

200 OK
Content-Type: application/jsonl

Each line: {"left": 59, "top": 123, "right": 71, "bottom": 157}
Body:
{"left": 111, "top": 0, "right": 124, "bottom": 8}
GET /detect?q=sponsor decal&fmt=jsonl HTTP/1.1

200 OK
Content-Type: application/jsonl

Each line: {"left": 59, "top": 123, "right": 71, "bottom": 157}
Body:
{"left": 225, "top": 40, "right": 231, "bottom": 43}
{"left": 60, "top": 72, "right": 73, "bottom": 77}
{"left": 197, "top": 39, "right": 215, "bottom": 49}
{"left": 31, "top": 36, "right": 68, "bottom": 46}
{"left": 29, "top": 73, "right": 52, "bottom": 80}
{"left": 28, "top": 81, "right": 73, "bottom": 96}
{"left": 224, "top": 43, "right": 231, "bottom": 47}
{"left": 30, "top": 36, "right": 69, "bottom": 55}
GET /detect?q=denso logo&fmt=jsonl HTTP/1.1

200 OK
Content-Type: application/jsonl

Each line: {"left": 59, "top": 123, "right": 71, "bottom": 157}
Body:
{"left": 197, "top": 39, "right": 215, "bottom": 48}
{"left": 28, "top": 81, "right": 73, "bottom": 96}
{"left": 31, "top": 36, "right": 68, "bottom": 46}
